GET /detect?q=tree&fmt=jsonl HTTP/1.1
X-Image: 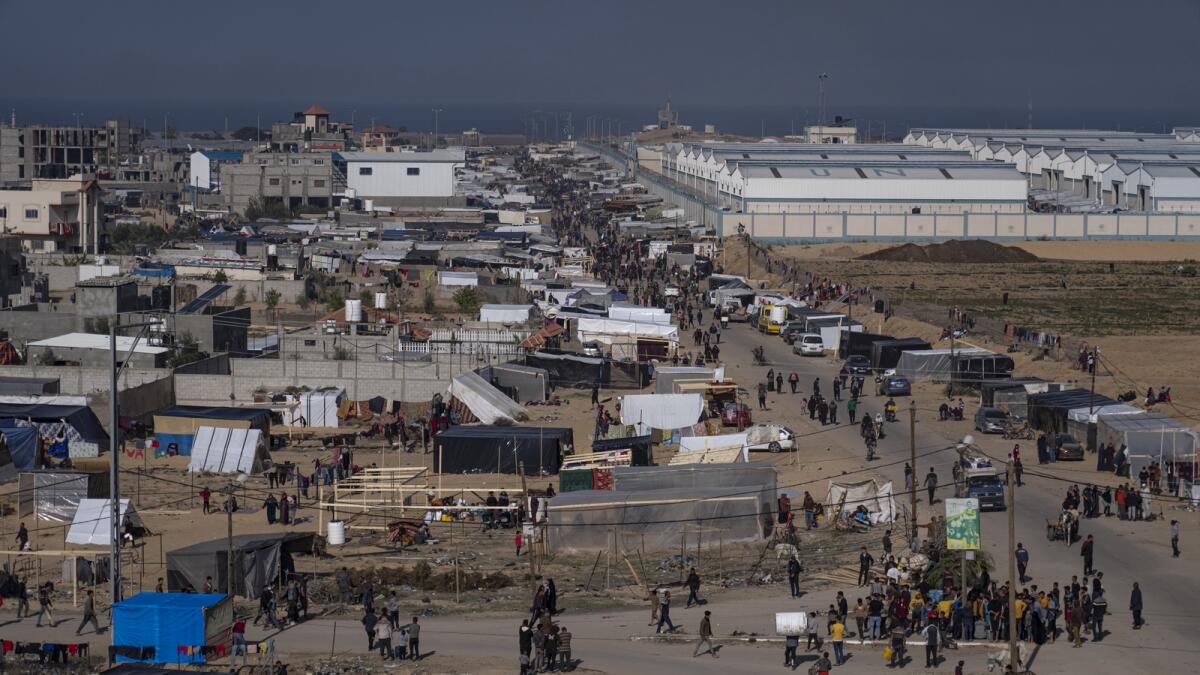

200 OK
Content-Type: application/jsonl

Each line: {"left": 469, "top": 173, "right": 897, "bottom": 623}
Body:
{"left": 233, "top": 287, "right": 247, "bottom": 306}
{"left": 359, "top": 289, "right": 373, "bottom": 308}
{"left": 324, "top": 290, "right": 345, "bottom": 313}
{"left": 244, "top": 195, "right": 290, "bottom": 221}
{"left": 452, "top": 287, "right": 481, "bottom": 314}
{"left": 168, "top": 333, "right": 209, "bottom": 369}
{"left": 295, "top": 293, "right": 310, "bottom": 310}
{"left": 230, "top": 126, "right": 267, "bottom": 142}
{"left": 923, "top": 549, "right": 994, "bottom": 590}
{"left": 36, "top": 349, "right": 58, "bottom": 366}
{"left": 212, "top": 270, "right": 228, "bottom": 283}
{"left": 264, "top": 289, "right": 281, "bottom": 317}
{"left": 423, "top": 290, "right": 436, "bottom": 314}
{"left": 331, "top": 345, "right": 353, "bottom": 361}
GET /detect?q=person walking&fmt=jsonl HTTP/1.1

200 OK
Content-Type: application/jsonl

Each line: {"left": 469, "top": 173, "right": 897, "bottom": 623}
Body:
{"left": 757, "top": 382, "right": 768, "bottom": 411}
{"left": 200, "top": 486, "right": 211, "bottom": 514}
{"left": 830, "top": 616, "right": 846, "bottom": 665}
{"left": 374, "top": 611, "right": 393, "bottom": 660}
{"left": 847, "top": 397, "right": 857, "bottom": 424}
{"left": 685, "top": 567, "right": 702, "bottom": 608}
{"left": 1069, "top": 598, "right": 1084, "bottom": 648}
{"left": 515, "top": 531, "right": 523, "bottom": 557}
{"left": 693, "top": 610, "right": 717, "bottom": 658}
{"left": 922, "top": 621, "right": 941, "bottom": 668}
{"left": 1081, "top": 534, "right": 1095, "bottom": 576}
{"left": 789, "top": 371, "right": 799, "bottom": 394}
{"left": 76, "top": 590, "right": 101, "bottom": 635}
{"left": 35, "top": 582, "right": 54, "bottom": 627}
{"left": 784, "top": 634, "right": 800, "bottom": 668}
{"left": 361, "top": 607, "right": 377, "bottom": 650}
{"left": 806, "top": 611, "right": 821, "bottom": 651}
{"left": 405, "top": 616, "right": 421, "bottom": 660}
{"left": 925, "top": 469, "right": 939, "bottom": 504}
{"left": 656, "top": 590, "right": 678, "bottom": 633}
{"left": 1129, "top": 583, "right": 1143, "bottom": 629}
{"left": 788, "top": 556, "right": 802, "bottom": 598}
{"left": 1015, "top": 543, "right": 1030, "bottom": 582}
{"left": 231, "top": 617, "right": 248, "bottom": 669}
{"left": 1171, "top": 520, "right": 1181, "bottom": 557}
{"left": 14, "top": 578, "right": 28, "bottom": 620}
{"left": 1091, "top": 588, "right": 1107, "bottom": 640}
{"left": 814, "top": 651, "right": 833, "bottom": 675}
{"left": 858, "top": 547, "right": 874, "bottom": 586}
{"left": 263, "top": 494, "right": 278, "bottom": 525}
{"left": 829, "top": 399, "right": 839, "bottom": 424}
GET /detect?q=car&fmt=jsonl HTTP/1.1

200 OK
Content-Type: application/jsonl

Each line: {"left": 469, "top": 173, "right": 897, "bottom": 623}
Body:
{"left": 745, "top": 424, "right": 796, "bottom": 452}
{"left": 1050, "top": 433, "right": 1085, "bottom": 461}
{"left": 581, "top": 341, "right": 602, "bottom": 357}
{"left": 721, "top": 402, "right": 752, "bottom": 427}
{"left": 843, "top": 354, "right": 872, "bottom": 375}
{"left": 781, "top": 324, "right": 808, "bottom": 344}
{"left": 877, "top": 376, "right": 912, "bottom": 396}
{"left": 793, "top": 333, "right": 824, "bottom": 356}
{"left": 974, "top": 407, "right": 1010, "bottom": 433}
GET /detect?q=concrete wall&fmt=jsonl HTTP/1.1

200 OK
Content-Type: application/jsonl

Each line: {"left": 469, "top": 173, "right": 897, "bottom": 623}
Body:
{"left": 0, "top": 309, "right": 78, "bottom": 348}
{"left": 0, "top": 364, "right": 168, "bottom": 394}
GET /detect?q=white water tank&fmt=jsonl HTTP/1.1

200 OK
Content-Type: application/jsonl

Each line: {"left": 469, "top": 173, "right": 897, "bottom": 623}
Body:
{"left": 326, "top": 520, "right": 346, "bottom": 546}
{"left": 769, "top": 306, "right": 787, "bottom": 324}
{"left": 374, "top": 292, "right": 388, "bottom": 309}
{"left": 267, "top": 244, "right": 278, "bottom": 256}
{"left": 345, "top": 299, "right": 363, "bottom": 322}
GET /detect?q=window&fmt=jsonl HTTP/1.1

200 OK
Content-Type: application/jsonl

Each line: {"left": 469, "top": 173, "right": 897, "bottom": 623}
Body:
{"left": 24, "top": 208, "right": 38, "bottom": 219}
{"left": 406, "top": 167, "right": 420, "bottom": 176}
{"left": 304, "top": 339, "right": 316, "bottom": 347}
{"left": 269, "top": 178, "right": 280, "bottom": 186}
{"left": 290, "top": 158, "right": 300, "bottom": 165}
{"left": 358, "top": 167, "right": 373, "bottom": 176}
{"left": 0, "top": 207, "right": 5, "bottom": 218}
{"left": 313, "top": 179, "right": 326, "bottom": 188}
{"left": 313, "top": 159, "right": 324, "bottom": 165}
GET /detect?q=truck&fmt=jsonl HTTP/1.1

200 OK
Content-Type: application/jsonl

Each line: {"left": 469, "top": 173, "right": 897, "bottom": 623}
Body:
{"left": 757, "top": 304, "right": 787, "bottom": 334}
{"left": 952, "top": 451, "right": 1006, "bottom": 511}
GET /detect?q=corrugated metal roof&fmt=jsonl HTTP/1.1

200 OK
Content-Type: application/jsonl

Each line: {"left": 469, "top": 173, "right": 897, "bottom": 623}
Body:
{"left": 29, "top": 333, "right": 168, "bottom": 354}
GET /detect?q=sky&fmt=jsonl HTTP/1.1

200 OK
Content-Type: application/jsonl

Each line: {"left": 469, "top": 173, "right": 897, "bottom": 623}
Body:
{"left": 1, "top": 0, "right": 1198, "bottom": 133}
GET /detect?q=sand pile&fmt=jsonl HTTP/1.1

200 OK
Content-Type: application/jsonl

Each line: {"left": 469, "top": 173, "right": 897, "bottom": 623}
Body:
{"left": 858, "top": 240, "right": 1040, "bottom": 264}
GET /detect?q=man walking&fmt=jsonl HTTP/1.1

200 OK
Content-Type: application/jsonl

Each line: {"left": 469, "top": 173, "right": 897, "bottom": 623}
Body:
{"left": 35, "top": 582, "right": 54, "bottom": 627}
{"left": 1091, "top": 587, "right": 1107, "bottom": 640}
{"left": 1171, "top": 520, "right": 1181, "bottom": 557}
{"left": 847, "top": 398, "right": 857, "bottom": 424}
{"left": 693, "top": 610, "right": 717, "bottom": 658}
{"left": 685, "top": 567, "right": 702, "bottom": 608}
{"left": 757, "top": 382, "right": 768, "bottom": 411}
{"left": 1129, "top": 583, "right": 1143, "bottom": 629}
{"left": 76, "top": 590, "right": 101, "bottom": 635}
{"left": 857, "top": 547, "right": 874, "bottom": 587}
{"left": 925, "top": 468, "right": 939, "bottom": 504}
{"left": 806, "top": 611, "right": 821, "bottom": 651}
{"left": 922, "top": 621, "right": 941, "bottom": 668}
{"left": 1081, "top": 534, "right": 1095, "bottom": 576}
{"left": 784, "top": 634, "right": 800, "bottom": 668}
{"left": 788, "top": 555, "right": 802, "bottom": 598}
{"left": 656, "top": 590, "right": 678, "bottom": 633}
{"left": 830, "top": 615, "right": 846, "bottom": 665}
{"left": 1015, "top": 543, "right": 1030, "bottom": 583}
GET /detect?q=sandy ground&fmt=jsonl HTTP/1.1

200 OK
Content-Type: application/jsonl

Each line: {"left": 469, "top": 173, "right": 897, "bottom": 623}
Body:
{"left": 772, "top": 239, "right": 1200, "bottom": 262}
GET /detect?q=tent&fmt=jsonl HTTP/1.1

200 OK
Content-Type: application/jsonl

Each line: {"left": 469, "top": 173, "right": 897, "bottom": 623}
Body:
{"left": 1097, "top": 412, "right": 1197, "bottom": 475}
{"left": 654, "top": 366, "right": 723, "bottom": 395}
{"left": 18, "top": 470, "right": 109, "bottom": 521}
{"left": 871, "top": 338, "right": 933, "bottom": 370}
{"left": 607, "top": 305, "right": 672, "bottom": 325}
{"left": 66, "top": 498, "right": 142, "bottom": 546}
{"left": 980, "top": 378, "right": 1046, "bottom": 408}
{"left": 838, "top": 330, "right": 894, "bottom": 359}
{"left": 437, "top": 270, "right": 478, "bottom": 287}
{"left": 894, "top": 347, "right": 991, "bottom": 382}
{"left": 591, "top": 435, "right": 652, "bottom": 467}
{"left": 283, "top": 389, "right": 343, "bottom": 428}
{"left": 432, "top": 425, "right": 572, "bottom": 475}
{"left": 526, "top": 351, "right": 607, "bottom": 389}
{"left": 1027, "top": 390, "right": 1119, "bottom": 433}
{"left": 620, "top": 393, "right": 704, "bottom": 433}
{"left": 0, "top": 403, "right": 108, "bottom": 459}
{"left": 447, "top": 372, "right": 528, "bottom": 425}
{"left": 0, "top": 436, "right": 14, "bottom": 484}
{"left": 112, "top": 592, "right": 233, "bottom": 665}
{"left": 479, "top": 304, "right": 534, "bottom": 323}
{"left": 1066, "top": 404, "right": 1144, "bottom": 452}
{"left": 478, "top": 363, "right": 549, "bottom": 403}
{"left": 187, "top": 426, "right": 270, "bottom": 475}
{"left": 825, "top": 479, "right": 896, "bottom": 524}
{"left": 154, "top": 406, "right": 271, "bottom": 456}
{"left": 0, "top": 426, "right": 39, "bottom": 472}
{"left": 678, "top": 432, "right": 749, "bottom": 463}
{"left": 575, "top": 317, "right": 678, "bottom": 345}
{"left": 166, "top": 532, "right": 314, "bottom": 599}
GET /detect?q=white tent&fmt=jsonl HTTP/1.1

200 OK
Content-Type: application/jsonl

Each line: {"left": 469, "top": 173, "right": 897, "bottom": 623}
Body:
{"left": 825, "top": 479, "right": 896, "bottom": 524}
{"left": 479, "top": 304, "right": 534, "bottom": 323}
{"left": 66, "top": 498, "right": 140, "bottom": 546}
{"left": 620, "top": 393, "right": 704, "bottom": 432}
{"left": 448, "top": 372, "right": 528, "bottom": 425}
{"left": 438, "top": 271, "right": 478, "bottom": 287}
{"left": 187, "top": 426, "right": 269, "bottom": 475}
{"left": 607, "top": 305, "right": 672, "bottom": 325}
{"left": 679, "top": 432, "right": 750, "bottom": 462}
{"left": 576, "top": 317, "right": 679, "bottom": 344}
{"left": 284, "top": 388, "right": 344, "bottom": 428}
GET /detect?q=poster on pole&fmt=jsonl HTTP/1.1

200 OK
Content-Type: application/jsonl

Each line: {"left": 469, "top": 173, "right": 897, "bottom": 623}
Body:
{"left": 945, "top": 497, "right": 980, "bottom": 550}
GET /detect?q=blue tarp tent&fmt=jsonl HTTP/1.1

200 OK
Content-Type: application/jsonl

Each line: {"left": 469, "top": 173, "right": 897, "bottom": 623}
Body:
{"left": 0, "top": 403, "right": 109, "bottom": 459}
{"left": 112, "top": 592, "right": 233, "bottom": 664}
{"left": 153, "top": 406, "right": 271, "bottom": 457}
{"left": 0, "top": 426, "right": 38, "bottom": 470}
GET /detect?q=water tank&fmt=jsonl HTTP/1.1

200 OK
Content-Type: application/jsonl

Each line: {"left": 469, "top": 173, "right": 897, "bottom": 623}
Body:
{"left": 769, "top": 306, "right": 787, "bottom": 323}
{"left": 267, "top": 244, "right": 278, "bottom": 256}
{"left": 344, "top": 299, "right": 363, "bottom": 322}
{"left": 374, "top": 292, "right": 388, "bottom": 310}
{"left": 326, "top": 520, "right": 346, "bottom": 546}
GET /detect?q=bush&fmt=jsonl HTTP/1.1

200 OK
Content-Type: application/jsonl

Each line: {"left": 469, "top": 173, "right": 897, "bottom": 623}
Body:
{"left": 264, "top": 289, "right": 281, "bottom": 313}
{"left": 212, "top": 270, "right": 228, "bottom": 283}
{"left": 1180, "top": 265, "right": 1198, "bottom": 278}
{"left": 452, "top": 287, "right": 480, "bottom": 314}
{"left": 324, "top": 290, "right": 345, "bottom": 313}
{"left": 331, "top": 345, "right": 353, "bottom": 361}
{"left": 295, "top": 294, "right": 310, "bottom": 310}
{"left": 36, "top": 349, "right": 58, "bottom": 366}
{"left": 423, "top": 290, "right": 436, "bottom": 314}
{"left": 244, "top": 195, "right": 290, "bottom": 221}
{"left": 233, "top": 287, "right": 247, "bottom": 306}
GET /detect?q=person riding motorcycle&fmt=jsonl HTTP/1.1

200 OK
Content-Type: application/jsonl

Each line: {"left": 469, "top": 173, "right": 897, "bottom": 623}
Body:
{"left": 884, "top": 398, "right": 897, "bottom": 422}
{"left": 860, "top": 414, "right": 873, "bottom": 439}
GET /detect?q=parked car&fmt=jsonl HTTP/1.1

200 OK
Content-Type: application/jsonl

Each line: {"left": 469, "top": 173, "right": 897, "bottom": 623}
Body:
{"left": 793, "top": 333, "right": 824, "bottom": 356}
{"left": 1050, "top": 432, "right": 1085, "bottom": 461}
{"left": 843, "top": 354, "right": 872, "bottom": 375}
{"left": 582, "top": 341, "right": 602, "bottom": 357}
{"left": 876, "top": 376, "right": 912, "bottom": 396}
{"left": 721, "top": 402, "right": 752, "bottom": 427}
{"left": 781, "top": 324, "right": 808, "bottom": 344}
{"left": 745, "top": 424, "right": 796, "bottom": 452}
{"left": 974, "top": 407, "right": 1010, "bottom": 433}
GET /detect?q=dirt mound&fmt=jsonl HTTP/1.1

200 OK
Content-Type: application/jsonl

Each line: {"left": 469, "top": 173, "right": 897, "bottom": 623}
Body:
{"left": 858, "top": 240, "right": 1040, "bottom": 264}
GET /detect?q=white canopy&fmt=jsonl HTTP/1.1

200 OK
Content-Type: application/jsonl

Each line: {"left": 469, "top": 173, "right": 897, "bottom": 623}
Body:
{"left": 825, "top": 479, "right": 896, "bottom": 524}
{"left": 438, "top": 271, "right": 478, "bottom": 287}
{"left": 1066, "top": 403, "right": 1143, "bottom": 424}
{"left": 679, "top": 432, "right": 750, "bottom": 462}
{"left": 479, "top": 304, "right": 534, "bottom": 323}
{"left": 576, "top": 317, "right": 679, "bottom": 344}
{"left": 620, "top": 393, "right": 704, "bottom": 432}
{"left": 66, "top": 498, "right": 139, "bottom": 546}
{"left": 448, "top": 372, "right": 528, "bottom": 425}
{"left": 188, "top": 426, "right": 269, "bottom": 475}
{"left": 284, "top": 388, "right": 344, "bottom": 428}
{"left": 607, "top": 305, "right": 672, "bottom": 325}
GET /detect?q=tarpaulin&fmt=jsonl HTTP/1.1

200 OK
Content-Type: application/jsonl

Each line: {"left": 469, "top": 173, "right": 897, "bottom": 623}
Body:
{"left": 432, "top": 425, "right": 571, "bottom": 475}
{"left": 679, "top": 432, "right": 749, "bottom": 462}
{"left": 0, "top": 403, "right": 108, "bottom": 457}
{"left": 825, "top": 479, "right": 895, "bottom": 524}
{"left": 478, "top": 364, "right": 549, "bottom": 403}
{"left": 112, "top": 592, "right": 232, "bottom": 664}
{"left": 607, "top": 305, "right": 672, "bottom": 325}
{"left": 448, "top": 372, "right": 528, "bottom": 425}
{"left": 19, "top": 470, "right": 109, "bottom": 521}
{"left": 526, "top": 351, "right": 607, "bottom": 389}
{"left": 559, "top": 469, "right": 594, "bottom": 493}
{"left": 1027, "top": 390, "right": 1118, "bottom": 433}
{"left": 479, "top": 304, "right": 534, "bottom": 323}
{"left": 283, "top": 389, "right": 343, "bottom": 428}
{"left": 167, "top": 533, "right": 313, "bottom": 599}
{"left": 620, "top": 394, "right": 704, "bottom": 432}
{"left": 66, "top": 498, "right": 140, "bottom": 546}
{"left": 187, "top": 427, "right": 269, "bottom": 475}
{"left": 154, "top": 406, "right": 270, "bottom": 456}
{"left": 591, "top": 434, "right": 652, "bottom": 467}
{"left": 575, "top": 317, "right": 678, "bottom": 344}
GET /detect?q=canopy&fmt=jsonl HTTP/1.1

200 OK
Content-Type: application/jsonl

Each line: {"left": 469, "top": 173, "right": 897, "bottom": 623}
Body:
{"left": 167, "top": 532, "right": 314, "bottom": 599}
{"left": 1027, "top": 390, "right": 1119, "bottom": 433}
{"left": 448, "top": 372, "right": 528, "bottom": 425}
{"left": 112, "top": 593, "right": 233, "bottom": 665}
{"left": 154, "top": 406, "right": 271, "bottom": 456}
{"left": 187, "top": 426, "right": 269, "bottom": 475}
{"left": 284, "top": 389, "right": 343, "bottom": 428}
{"left": 872, "top": 338, "right": 934, "bottom": 370}
{"left": 437, "top": 270, "right": 478, "bottom": 287}
{"left": 0, "top": 403, "right": 108, "bottom": 458}
{"left": 526, "top": 351, "right": 607, "bottom": 388}
{"left": 576, "top": 317, "right": 678, "bottom": 344}
{"left": 479, "top": 304, "right": 534, "bottom": 323}
{"left": 620, "top": 393, "right": 704, "bottom": 432}
{"left": 432, "top": 425, "right": 571, "bottom": 475}
{"left": 1066, "top": 404, "right": 1143, "bottom": 424}
{"left": 825, "top": 479, "right": 896, "bottom": 524}
{"left": 894, "top": 347, "right": 991, "bottom": 382}
{"left": 1098, "top": 412, "right": 1197, "bottom": 462}
{"left": 66, "top": 498, "right": 141, "bottom": 546}
{"left": 607, "top": 305, "right": 672, "bottom": 325}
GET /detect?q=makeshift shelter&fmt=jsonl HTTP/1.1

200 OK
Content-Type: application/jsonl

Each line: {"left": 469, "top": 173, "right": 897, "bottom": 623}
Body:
{"left": 678, "top": 432, "right": 749, "bottom": 463}
{"left": 654, "top": 366, "right": 723, "bottom": 395}
{"left": 153, "top": 406, "right": 271, "bottom": 456}
{"left": 575, "top": 316, "right": 678, "bottom": 345}
{"left": 825, "top": 479, "right": 896, "bottom": 524}
{"left": 526, "top": 351, "right": 607, "bottom": 389}
{"left": 0, "top": 402, "right": 108, "bottom": 459}
{"left": 112, "top": 592, "right": 233, "bottom": 665}
{"left": 0, "top": 425, "right": 39, "bottom": 472}
{"left": 447, "top": 372, "right": 528, "bottom": 425}
{"left": 1097, "top": 412, "right": 1197, "bottom": 475}
{"left": 1027, "top": 390, "right": 1119, "bottom": 434}
{"left": 283, "top": 388, "right": 343, "bottom": 428}
{"left": 166, "top": 532, "right": 314, "bottom": 599}
{"left": 437, "top": 270, "right": 478, "bottom": 287}
{"left": 894, "top": 347, "right": 991, "bottom": 382}
{"left": 66, "top": 498, "right": 142, "bottom": 546}
{"left": 187, "top": 426, "right": 270, "bottom": 475}
{"left": 838, "top": 331, "right": 894, "bottom": 359}
{"left": 18, "top": 470, "right": 109, "bottom": 521}
{"left": 479, "top": 304, "right": 535, "bottom": 323}
{"left": 980, "top": 378, "right": 1046, "bottom": 409}
{"left": 951, "top": 353, "right": 1015, "bottom": 385}
{"left": 0, "top": 437, "right": 15, "bottom": 484}
{"left": 871, "top": 338, "right": 932, "bottom": 370}
{"left": 613, "top": 462, "right": 777, "bottom": 503}
{"left": 590, "top": 434, "right": 652, "bottom": 467}
{"left": 432, "top": 425, "right": 572, "bottom": 475}
{"left": 607, "top": 305, "right": 672, "bottom": 325}
{"left": 620, "top": 393, "right": 704, "bottom": 433}
{"left": 1066, "top": 404, "right": 1144, "bottom": 452}
{"left": 478, "top": 363, "right": 550, "bottom": 403}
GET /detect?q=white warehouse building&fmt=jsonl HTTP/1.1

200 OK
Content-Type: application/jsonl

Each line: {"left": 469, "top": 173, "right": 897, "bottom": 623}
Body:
{"left": 334, "top": 149, "right": 464, "bottom": 201}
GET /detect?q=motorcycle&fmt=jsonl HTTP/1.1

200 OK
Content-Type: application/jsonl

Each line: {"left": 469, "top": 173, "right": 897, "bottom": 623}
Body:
{"left": 752, "top": 346, "right": 767, "bottom": 365}
{"left": 866, "top": 437, "right": 878, "bottom": 461}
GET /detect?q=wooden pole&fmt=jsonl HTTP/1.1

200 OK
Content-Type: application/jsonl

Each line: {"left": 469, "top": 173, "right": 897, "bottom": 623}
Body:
{"left": 605, "top": 527, "right": 613, "bottom": 591}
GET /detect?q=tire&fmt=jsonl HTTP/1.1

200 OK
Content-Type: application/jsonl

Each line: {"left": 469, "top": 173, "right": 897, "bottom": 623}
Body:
{"left": 768, "top": 441, "right": 782, "bottom": 453}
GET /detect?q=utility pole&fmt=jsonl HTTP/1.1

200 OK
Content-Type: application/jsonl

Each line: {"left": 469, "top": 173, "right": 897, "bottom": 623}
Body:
{"left": 227, "top": 489, "right": 236, "bottom": 595}
{"left": 1006, "top": 459, "right": 1018, "bottom": 670}
{"left": 909, "top": 400, "right": 918, "bottom": 547}
{"left": 1087, "top": 345, "right": 1099, "bottom": 417}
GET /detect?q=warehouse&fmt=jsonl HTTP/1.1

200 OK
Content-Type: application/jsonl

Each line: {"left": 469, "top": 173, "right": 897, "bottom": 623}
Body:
{"left": 335, "top": 149, "right": 464, "bottom": 201}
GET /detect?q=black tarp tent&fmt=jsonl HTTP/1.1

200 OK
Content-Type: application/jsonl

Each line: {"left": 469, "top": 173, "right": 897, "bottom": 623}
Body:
{"left": 591, "top": 434, "right": 652, "bottom": 467}
{"left": 433, "top": 425, "right": 572, "bottom": 475}
{"left": 166, "top": 532, "right": 314, "bottom": 599}
{"left": 838, "top": 331, "right": 894, "bottom": 359}
{"left": 871, "top": 338, "right": 931, "bottom": 370}
{"left": 479, "top": 363, "right": 550, "bottom": 402}
{"left": 1026, "top": 390, "right": 1119, "bottom": 434}
{"left": 525, "top": 351, "right": 608, "bottom": 389}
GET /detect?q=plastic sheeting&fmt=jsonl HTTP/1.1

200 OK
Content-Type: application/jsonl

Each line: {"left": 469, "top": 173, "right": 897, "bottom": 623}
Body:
{"left": 66, "top": 498, "right": 140, "bottom": 546}
{"left": 1098, "top": 412, "right": 1197, "bottom": 461}
{"left": 575, "top": 317, "right": 678, "bottom": 344}
{"left": 0, "top": 403, "right": 108, "bottom": 458}
{"left": 620, "top": 394, "right": 704, "bottom": 432}
{"left": 1027, "top": 390, "right": 1119, "bottom": 433}
{"left": 448, "top": 372, "right": 528, "bottom": 425}
{"left": 284, "top": 389, "right": 343, "bottom": 428}
{"left": 894, "top": 347, "right": 991, "bottom": 382}
{"left": 526, "top": 351, "right": 607, "bottom": 389}
{"left": 437, "top": 270, "right": 478, "bottom": 287}
{"left": 18, "top": 470, "right": 108, "bottom": 521}
{"left": 607, "top": 305, "right": 672, "bottom": 325}
{"left": 478, "top": 363, "right": 549, "bottom": 403}
{"left": 112, "top": 593, "right": 233, "bottom": 665}
{"left": 679, "top": 433, "right": 749, "bottom": 463}
{"left": 825, "top": 479, "right": 896, "bottom": 524}
{"left": 654, "top": 367, "right": 723, "bottom": 394}
{"left": 167, "top": 532, "right": 313, "bottom": 599}
{"left": 187, "top": 427, "right": 269, "bottom": 475}
{"left": 1066, "top": 404, "right": 1143, "bottom": 424}
{"left": 432, "top": 425, "right": 571, "bottom": 475}
{"left": 479, "top": 304, "right": 534, "bottom": 323}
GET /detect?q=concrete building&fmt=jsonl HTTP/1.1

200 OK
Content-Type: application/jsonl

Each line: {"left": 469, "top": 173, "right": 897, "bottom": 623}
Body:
{"left": 0, "top": 120, "right": 143, "bottom": 184}
{"left": 75, "top": 275, "right": 139, "bottom": 318}
{"left": 219, "top": 152, "right": 335, "bottom": 215}
{"left": 270, "top": 104, "right": 352, "bottom": 153}
{"left": 26, "top": 332, "right": 168, "bottom": 369}
{"left": 805, "top": 124, "right": 858, "bottom": 144}
{"left": 0, "top": 178, "right": 104, "bottom": 252}
{"left": 334, "top": 149, "right": 463, "bottom": 202}
{"left": 188, "top": 150, "right": 244, "bottom": 192}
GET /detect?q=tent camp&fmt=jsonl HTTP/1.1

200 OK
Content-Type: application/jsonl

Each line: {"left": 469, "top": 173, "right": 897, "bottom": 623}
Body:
{"left": 654, "top": 366, "right": 723, "bottom": 395}
{"left": 432, "top": 425, "right": 572, "bottom": 475}
{"left": 1027, "top": 390, "right": 1119, "bottom": 433}
{"left": 871, "top": 338, "right": 932, "bottom": 370}
{"left": 66, "top": 498, "right": 142, "bottom": 546}
{"left": 0, "top": 403, "right": 108, "bottom": 459}
{"left": 166, "top": 532, "right": 314, "bottom": 598}
{"left": 894, "top": 347, "right": 991, "bottom": 382}
{"left": 187, "top": 426, "right": 270, "bottom": 475}
{"left": 478, "top": 363, "right": 550, "bottom": 403}
{"left": 620, "top": 393, "right": 704, "bottom": 433}
{"left": 112, "top": 593, "right": 233, "bottom": 665}
{"left": 447, "top": 372, "right": 528, "bottom": 425}
{"left": 154, "top": 406, "right": 271, "bottom": 456}
{"left": 283, "top": 389, "right": 343, "bottom": 428}
{"left": 825, "top": 479, "right": 896, "bottom": 524}
{"left": 18, "top": 470, "right": 109, "bottom": 521}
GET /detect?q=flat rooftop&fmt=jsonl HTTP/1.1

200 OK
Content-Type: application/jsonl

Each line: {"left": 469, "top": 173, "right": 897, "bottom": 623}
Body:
{"left": 29, "top": 332, "right": 168, "bottom": 355}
